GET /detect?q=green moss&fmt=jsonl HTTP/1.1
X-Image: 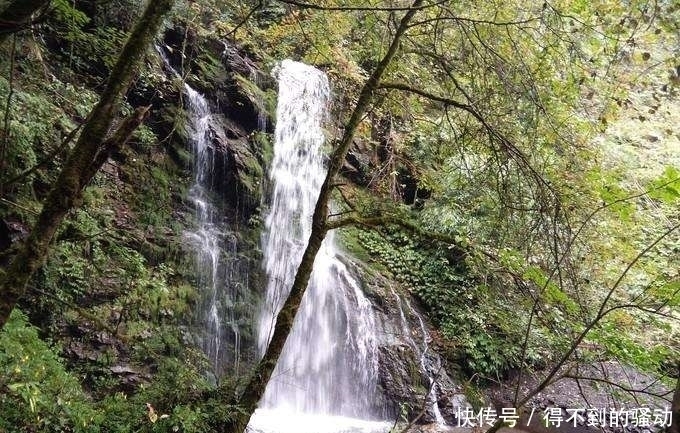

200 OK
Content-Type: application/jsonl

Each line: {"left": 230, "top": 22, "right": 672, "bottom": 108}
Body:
{"left": 195, "top": 52, "right": 228, "bottom": 89}
{"left": 337, "top": 226, "right": 373, "bottom": 265}
{"left": 234, "top": 74, "right": 276, "bottom": 121}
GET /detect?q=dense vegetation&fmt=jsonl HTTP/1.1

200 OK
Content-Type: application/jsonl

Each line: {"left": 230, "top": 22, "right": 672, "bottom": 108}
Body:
{"left": 0, "top": 0, "right": 679, "bottom": 432}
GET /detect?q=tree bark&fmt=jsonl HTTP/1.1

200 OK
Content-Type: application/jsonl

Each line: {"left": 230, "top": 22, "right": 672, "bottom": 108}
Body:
{"left": 670, "top": 362, "right": 679, "bottom": 433}
{"left": 0, "top": 0, "right": 51, "bottom": 43}
{"left": 224, "top": 2, "right": 424, "bottom": 432}
{"left": 0, "top": 0, "right": 173, "bottom": 329}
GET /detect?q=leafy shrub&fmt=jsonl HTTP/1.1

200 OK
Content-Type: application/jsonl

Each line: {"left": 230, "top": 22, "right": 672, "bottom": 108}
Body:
{"left": 0, "top": 309, "right": 98, "bottom": 432}
{"left": 355, "top": 227, "right": 526, "bottom": 377}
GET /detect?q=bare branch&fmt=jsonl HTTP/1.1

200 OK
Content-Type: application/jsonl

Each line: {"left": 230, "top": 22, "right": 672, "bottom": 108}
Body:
{"left": 408, "top": 14, "right": 540, "bottom": 28}
{"left": 562, "top": 374, "right": 673, "bottom": 402}
{"left": 515, "top": 220, "right": 680, "bottom": 409}
{"left": 226, "top": 1, "right": 263, "bottom": 38}
{"left": 276, "top": 0, "right": 447, "bottom": 12}
{"left": 378, "top": 81, "right": 480, "bottom": 119}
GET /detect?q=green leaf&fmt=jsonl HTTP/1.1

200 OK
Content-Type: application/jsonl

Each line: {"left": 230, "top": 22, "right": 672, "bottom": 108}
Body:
{"left": 647, "top": 166, "right": 680, "bottom": 204}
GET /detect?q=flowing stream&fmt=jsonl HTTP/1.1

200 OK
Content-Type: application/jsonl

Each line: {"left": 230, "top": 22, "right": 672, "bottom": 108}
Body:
{"left": 249, "top": 60, "right": 389, "bottom": 432}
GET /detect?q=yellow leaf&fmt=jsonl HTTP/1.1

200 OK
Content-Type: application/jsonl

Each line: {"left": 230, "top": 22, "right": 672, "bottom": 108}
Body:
{"left": 146, "top": 403, "right": 158, "bottom": 424}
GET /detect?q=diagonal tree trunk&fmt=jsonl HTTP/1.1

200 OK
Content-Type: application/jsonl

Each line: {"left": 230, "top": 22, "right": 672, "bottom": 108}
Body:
{"left": 0, "top": 0, "right": 174, "bottom": 329}
{"left": 670, "top": 362, "right": 679, "bottom": 433}
{"left": 224, "top": 2, "right": 424, "bottom": 432}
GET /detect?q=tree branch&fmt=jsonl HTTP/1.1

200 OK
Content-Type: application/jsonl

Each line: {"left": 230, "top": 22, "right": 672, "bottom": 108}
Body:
{"left": 226, "top": 1, "right": 263, "bottom": 39}
{"left": 0, "top": 34, "right": 16, "bottom": 196}
{"left": 514, "top": 220, "right": 680, "bottom": 409}
{"left": 1, "top": 123, "right": 83, "bottom": 189}
{"left": 562, "top": 373, "right": 673, "bottom": 401}
{"left": 378, "top": 80, "right": 555, "bottom": 195}
{"left": 0, "top": 0, "right": 173, "bottom": 329}
{"left": 84, "top": 105, "right": 151, "bottom": 181}
{"left": 276, "top": 0, "right": 445, "bottom": 12}
{"left": 378, "top": 81, "right": 481, "bottom": 120}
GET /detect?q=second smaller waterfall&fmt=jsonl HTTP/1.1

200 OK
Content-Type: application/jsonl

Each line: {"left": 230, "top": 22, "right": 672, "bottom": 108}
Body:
{"left": 159, "top": 46, "right": 252, "bottom": 379}
{"left": 389, "top": 286, "right": 446, "bottom": 426}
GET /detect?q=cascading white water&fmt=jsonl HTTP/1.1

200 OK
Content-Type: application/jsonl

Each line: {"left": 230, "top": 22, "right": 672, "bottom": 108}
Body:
{"left": 184, "top": 85, "right": 253, "bottom": 378}
{"left": 158, "top": 46, "right": 248, "bottom": 378}
{"left": 183, "top": 85, "right": 226, "bottom": 372}
{"left": 252, "top": 60, "right": 386, "bottom": 428}
{"left": 160, "top": 50, "right": 451, "bottom": 431}
{"left": 388, "top": 286, "right": 446, "bottom": 425}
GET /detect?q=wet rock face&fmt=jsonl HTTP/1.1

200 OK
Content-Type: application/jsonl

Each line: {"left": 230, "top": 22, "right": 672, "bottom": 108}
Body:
{"left": 360, "top": 268, "right": 463, "bottom": 426}
{"left": 198, "top": 113, "right": 262, "bottom": 218}
{"left": 378, "top": 343, "right": 463, "bottom": 425}
{"left": 155, "top": 28, "right": 273, "bottom": 223}
{"left": 378, "top": 344, "right": 436, "bottom": 422}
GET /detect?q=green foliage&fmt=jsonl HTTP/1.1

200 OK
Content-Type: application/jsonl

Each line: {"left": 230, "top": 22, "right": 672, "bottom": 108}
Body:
{"left": 47, "top": 0, "right": 129, "bottom": 75}
{"left": 0, "top": 309, "right": 98, "bottom": 432}
{"left": 0, "top": 308, "right": 228, "bottom": 432}
{"left": 133, "top": 124, "right": 160, "bottom": 151}
{"left": 355, "top": 227, "right": 525, "bottom": 377}
{"left": 589, "top": 318, "right": 672, "bottom": 373}
{"left": 52, "top": 0, "right": 90, "bottom": 31}
{"left": 0, "top": 78, "right": 73, "bottom": 188}
{"left": 0, "top": 1, "right": 250, "bottom": 431}
{"left": 647, "top": 166, "right": 680, "bottom": 204}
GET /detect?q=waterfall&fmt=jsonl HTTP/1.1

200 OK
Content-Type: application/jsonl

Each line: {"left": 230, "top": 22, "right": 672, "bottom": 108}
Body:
{"left": 251, "top": 60, "right": 387, "bottom": 431}
{"left": 389, "top": 286, "right": 446, "bottom": 426}
{"left": 184, "top": 84, "right": 248, "bottom": 378}
{"left": 161, "top": 48, "right": 449, "bottom": 430}
{"left": 183, "top": 84, "right": 226, "bottom": 373}
{"left": 158, "top": 46, "right": 248, "bottom": 378}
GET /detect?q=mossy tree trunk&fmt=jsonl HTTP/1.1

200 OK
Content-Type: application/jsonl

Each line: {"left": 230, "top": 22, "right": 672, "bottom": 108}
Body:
{"left": 223, "top": 2, "right": 423, "bottom": 432}
{"left": 671, "top": 362, "right": 679, "bottom": 433}
{"left": 0, "top": 0, "right": 51, "bottom": 43}
{"left": 0, "top": 0, "right": 174, "bottom": 329}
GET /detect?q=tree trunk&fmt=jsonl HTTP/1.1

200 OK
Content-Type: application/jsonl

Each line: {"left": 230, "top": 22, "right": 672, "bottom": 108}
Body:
{"left": 223, "top": 2, "right": 424, "bottom": 432}
{"left": 0, "top": 0, "right": 173, "bottom": 329}
{"left": 670, "top": 362, "right": 679, "bottom": 433}
{"left": 0, "top": 0, "right": 51, "bottom": 43}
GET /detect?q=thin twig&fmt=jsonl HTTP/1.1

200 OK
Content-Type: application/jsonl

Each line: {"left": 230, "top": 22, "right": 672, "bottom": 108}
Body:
{"left": 226, "top": 1, "right": 263, "bottom": 39}
{"left": 2, "top": 123, "right": 83, "bottom": 188}
{"left": 0, "top": 197, "right": 38, "bottom": 215}
{"left": 562, "top": 374, "right": 673, "bottom": 401}
{"left": 0, "top": 34, "right": 16, "bottom": 197}
{"left": 277, "top": 0, "right": 447, "bottom": 12}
